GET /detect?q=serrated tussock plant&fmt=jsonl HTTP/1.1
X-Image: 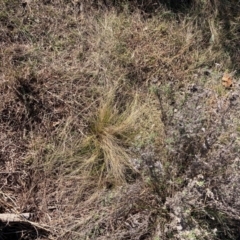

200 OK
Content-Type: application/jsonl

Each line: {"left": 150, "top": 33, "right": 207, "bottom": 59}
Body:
{"left": 67, "top": 88, "right": 144, "bottom": 186}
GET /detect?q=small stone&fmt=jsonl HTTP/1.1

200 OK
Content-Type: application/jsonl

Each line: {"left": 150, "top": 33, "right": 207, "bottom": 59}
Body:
{"left": 176, "top": 225, "right": 183, "bottom": 231}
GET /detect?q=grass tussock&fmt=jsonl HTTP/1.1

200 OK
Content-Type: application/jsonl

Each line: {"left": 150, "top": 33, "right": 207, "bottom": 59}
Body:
{"left": 67, "top": 88, "right": 143, "bottom": 185}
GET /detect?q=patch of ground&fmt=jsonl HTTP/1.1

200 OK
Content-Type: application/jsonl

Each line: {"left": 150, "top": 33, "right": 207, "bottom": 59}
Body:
{"left": 0, "top": 1, "right": 240, "bottom": 239}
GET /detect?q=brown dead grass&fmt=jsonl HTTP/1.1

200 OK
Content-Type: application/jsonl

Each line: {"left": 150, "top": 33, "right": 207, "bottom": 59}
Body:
{"left": 0, "top": 0, "right": 240, "bottom": 239}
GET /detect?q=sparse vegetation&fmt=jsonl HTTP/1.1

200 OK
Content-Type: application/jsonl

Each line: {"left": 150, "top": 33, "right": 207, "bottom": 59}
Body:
{"left": 0, "top": 0, "right": 240, "bottom": 239}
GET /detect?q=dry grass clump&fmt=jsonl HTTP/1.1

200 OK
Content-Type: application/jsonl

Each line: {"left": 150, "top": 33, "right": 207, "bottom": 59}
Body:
{"left": 78, "top": 89, "right": 141, "bottom": 183}
{"left": 47, "top": 88, "right": 145, "bottom": 188}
